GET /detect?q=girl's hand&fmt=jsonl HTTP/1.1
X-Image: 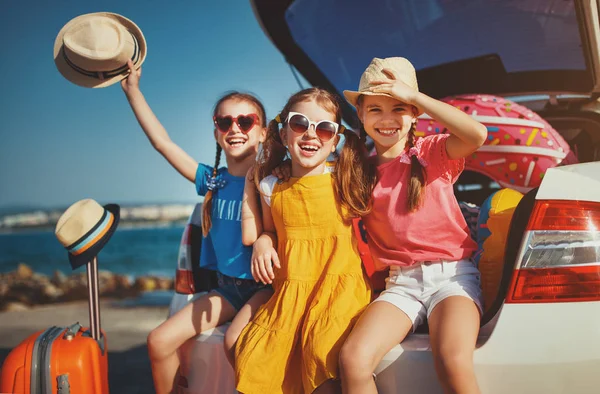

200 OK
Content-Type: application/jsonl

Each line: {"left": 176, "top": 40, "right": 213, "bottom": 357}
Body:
{"left": 369, "top": 68, "right": 419, "bottom": 106}
{"left": 121, "top": 59, "right": 142, "bottom": 95}
{"left": 272, "top": 159, "right": 291, "bottom": 182}
{"left": 251, "top": 236, "right": 281, "bottom": 285}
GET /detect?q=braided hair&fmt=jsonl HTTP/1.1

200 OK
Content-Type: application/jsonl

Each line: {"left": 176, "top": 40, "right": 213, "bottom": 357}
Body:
{"left": 201, "top": 144, "right": 223, "bottom": 236}
{"left": 201, "top": 92, "right": 266, "bottom": 237}
{"left": 406, "top": 122, "right": 426, "bottom": 212}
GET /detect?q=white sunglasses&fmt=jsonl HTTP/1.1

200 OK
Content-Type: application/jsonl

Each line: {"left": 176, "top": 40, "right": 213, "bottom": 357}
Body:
{"left": 284, "top": 112, "right": 344, "bottom": 142}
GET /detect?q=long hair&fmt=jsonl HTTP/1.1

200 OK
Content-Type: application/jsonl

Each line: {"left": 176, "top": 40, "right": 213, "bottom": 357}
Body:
{"left": 202, "top": 92, "right": 267, "bottom": 237}
{"left": 406, "top": 123, "right": 427, "bottom": 212}
{"left": 255, "top": 87, "right": 376, "bottom": 218}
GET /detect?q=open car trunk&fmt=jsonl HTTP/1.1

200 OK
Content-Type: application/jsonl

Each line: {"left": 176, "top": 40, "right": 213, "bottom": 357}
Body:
{"left": 252, "top": 0, "right": 600, "bottom": 125}
{"left": 251, "top": 0, "right": 600, "bottom": 331}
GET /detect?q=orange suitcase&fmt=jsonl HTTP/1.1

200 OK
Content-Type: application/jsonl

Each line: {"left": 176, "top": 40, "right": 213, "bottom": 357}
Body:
{"left": 0, "top": 258, "right": 109, "bottom": 394}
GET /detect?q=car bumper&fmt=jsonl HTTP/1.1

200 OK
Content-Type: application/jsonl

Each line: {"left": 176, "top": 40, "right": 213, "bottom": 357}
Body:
{"left": 377, "top": 302, "right": 600, "bottom": 393}
{"left": 170, "top": 294, "right": 600, "bottom": 394}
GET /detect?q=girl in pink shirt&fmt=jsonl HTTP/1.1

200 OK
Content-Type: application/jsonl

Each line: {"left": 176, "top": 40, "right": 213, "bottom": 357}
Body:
{"left": 338, "top": 57, "right": 488, "bottom": 394}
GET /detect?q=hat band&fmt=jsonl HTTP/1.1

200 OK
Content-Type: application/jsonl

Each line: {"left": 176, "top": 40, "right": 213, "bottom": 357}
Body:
{"left": 67, "top": 209, "right": 115, "bottom": 256}
{"left": 62, "top": 32, "right": 140, "bottom": 80}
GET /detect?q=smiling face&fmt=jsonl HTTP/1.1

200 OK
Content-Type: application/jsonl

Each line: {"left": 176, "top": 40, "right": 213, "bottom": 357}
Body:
{"left": 281, "top": 99, "right": 339, "bottom": 177}
{"left": 357, "top": 94, "right": 418, "bottom": 160}
{"left": 213, "top": 98, "right": 266, "bottom": 163}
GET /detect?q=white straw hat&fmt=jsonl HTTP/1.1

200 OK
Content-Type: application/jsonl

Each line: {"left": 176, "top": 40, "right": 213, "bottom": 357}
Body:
{"left": 53, "top": 12, "right": 147, "bottom": 88}
{"left": 55, "top": 199, "right": 120, "bottom": 269}
{"left": 343, "top": 57, "right": 422, "bottom": 115}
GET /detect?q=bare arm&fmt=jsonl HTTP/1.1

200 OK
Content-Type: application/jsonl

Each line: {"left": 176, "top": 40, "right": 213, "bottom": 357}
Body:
{"left": 413, "top": 93, "right": 487, "bottom": 160}
{"left": 260, "top": 192, "right": 276, "bottom": 238}
{"left": 121, "top": 60, "right": 198, "bottom": 183}
{"left": 241, "top": 168, "right": 263, "bottom": 246}
{"left": 250, "top": 194, "right": 279, "bottom": 284}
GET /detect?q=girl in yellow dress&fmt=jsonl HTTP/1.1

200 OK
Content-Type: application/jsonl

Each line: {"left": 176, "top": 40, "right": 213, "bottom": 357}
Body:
{"left": 235, "top": 88, "right": 375, "bottom": 394}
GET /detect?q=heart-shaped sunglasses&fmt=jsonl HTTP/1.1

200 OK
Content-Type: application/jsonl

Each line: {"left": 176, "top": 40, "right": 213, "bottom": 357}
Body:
{"left": 285, "top": 112, "right": 344, "bottom": 142}
{"left": 213, "top": 114, "right": 260, "bottom": 133}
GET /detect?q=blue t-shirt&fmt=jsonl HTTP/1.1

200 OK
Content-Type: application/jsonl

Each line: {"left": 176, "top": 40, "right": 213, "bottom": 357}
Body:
{"left": 195, "top": 164, "right": 253, "bottom": 279}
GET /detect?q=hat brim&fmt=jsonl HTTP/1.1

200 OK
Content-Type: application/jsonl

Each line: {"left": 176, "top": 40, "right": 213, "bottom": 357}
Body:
{"left": 68, "top": 204, "right": 120, "bottom": 270}
{"left": 343, "top": 90, "right": 424, "bottom": 116}
{"left": 54, "top": 12, "right": 147, "bottom": 88}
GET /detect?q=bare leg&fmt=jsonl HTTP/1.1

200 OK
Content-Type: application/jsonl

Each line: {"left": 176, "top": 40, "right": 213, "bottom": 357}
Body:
{"left": 428, "top": 296, "right": 481, "bottom": 394}
{"left": 223, "top": 289, "right": 273, "bottom": 367}
{"left": 312, "top": 379, "right": 341, "bottom": 394}
{"left": 147, "top": 292, "right": 236, "bottom": 394}
{"left": 339, "top": 302, "right": 413, "bottom": 394}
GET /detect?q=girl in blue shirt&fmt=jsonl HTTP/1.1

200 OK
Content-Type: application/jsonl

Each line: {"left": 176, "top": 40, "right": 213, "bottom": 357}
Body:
{"left": 122, "top": 60, "right": 272, "bottom": 394}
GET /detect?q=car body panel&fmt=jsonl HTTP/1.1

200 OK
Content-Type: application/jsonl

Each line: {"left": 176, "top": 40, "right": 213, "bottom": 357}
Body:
{"left": 170, "top": 300, "right": 600, "bottom": 394}
{"left": 169, "top": 293, "right": 236, "bottom": 394}
{"left": 536, "top": 162, "right": 600, "bottom": 202}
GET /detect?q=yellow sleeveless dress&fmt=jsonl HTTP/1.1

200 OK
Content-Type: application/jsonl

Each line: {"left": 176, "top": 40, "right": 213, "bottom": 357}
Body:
{"left": 235, "top": 173, "right": 372, "bottom": 394}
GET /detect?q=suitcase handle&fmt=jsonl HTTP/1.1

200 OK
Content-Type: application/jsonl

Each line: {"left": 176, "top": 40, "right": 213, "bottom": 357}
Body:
{"left": 63, "top": 323, "right": 82, "bottom": 339}
{"left": 62, "top": 321, "right": 106, "bottom": 354}
{"left": 86, "top": 257, "right": 101, "bottom": 341}
{"left": 57, "top": 374, "right": 70, "bottom": 394}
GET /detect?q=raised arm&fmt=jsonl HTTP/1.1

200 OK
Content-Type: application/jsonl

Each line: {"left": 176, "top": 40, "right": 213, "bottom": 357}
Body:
{"left": 370, "top": 68, "right": 488, "bottom": 160}
{"left": 412, "top": 94, "right": 487, "bottom": 160}
{"left": 121, "top": 60, "right": 199, "bottom": 183}
{"left": 241, "top": 168, "right": 263, "bottom": 246}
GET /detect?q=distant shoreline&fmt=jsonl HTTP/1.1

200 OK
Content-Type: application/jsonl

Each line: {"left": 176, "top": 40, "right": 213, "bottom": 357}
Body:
{"left": 0, "top": 220, "right": 188, "bottom": 235}
{"left": 0, "top": 203, "right": 197, "bottom": 233}
{"left": 1, "top": 263, "right": 177, "bottom": 311}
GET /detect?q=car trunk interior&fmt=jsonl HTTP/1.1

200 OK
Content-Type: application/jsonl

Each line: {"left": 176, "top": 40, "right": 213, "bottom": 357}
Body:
{"left": 252, "top": 0, "right": 598, "bottom": 127}
{"left": 251, "top": 0, "right": 600, "bottom": 337}
{"left": 455, "top": 96, "right": 600, "bottom": 207}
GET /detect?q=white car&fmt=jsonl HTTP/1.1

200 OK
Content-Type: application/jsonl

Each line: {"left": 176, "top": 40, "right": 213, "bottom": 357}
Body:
{"left": 168, "top": 1, "right": 600, "bottom": 392}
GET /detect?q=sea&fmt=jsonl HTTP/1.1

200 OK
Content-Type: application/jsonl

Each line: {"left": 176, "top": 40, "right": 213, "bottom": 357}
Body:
{"left": 0, "top": 226, "right": 185, "bottom": 278}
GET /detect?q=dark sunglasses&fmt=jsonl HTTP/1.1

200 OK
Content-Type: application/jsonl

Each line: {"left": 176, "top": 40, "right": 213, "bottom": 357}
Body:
{"left": 285, "top": 112, "right": 343, "bottom": 142}
{"left": 213, "top": 114, "right": 259, "bottom": 133}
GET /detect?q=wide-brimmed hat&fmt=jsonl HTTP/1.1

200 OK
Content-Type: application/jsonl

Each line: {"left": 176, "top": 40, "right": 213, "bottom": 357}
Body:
{"left": 55, "top": 199, "right": 120, "bottom": 269}
{"left": 54, "top": 12, "right": 147, "bottom": 88}
{"left": 343, "top": 57, "right": 423, "bottom": 115}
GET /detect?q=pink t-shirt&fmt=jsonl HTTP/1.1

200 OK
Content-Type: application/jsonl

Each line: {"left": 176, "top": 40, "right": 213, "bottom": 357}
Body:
{"left": 363, "top": 134, "right": 477, "bottom": 269}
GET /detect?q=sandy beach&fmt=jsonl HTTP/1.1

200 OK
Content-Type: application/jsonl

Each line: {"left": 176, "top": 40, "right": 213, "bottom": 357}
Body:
{"left": 0, "top": 299, "right": 169, "bottom": 393}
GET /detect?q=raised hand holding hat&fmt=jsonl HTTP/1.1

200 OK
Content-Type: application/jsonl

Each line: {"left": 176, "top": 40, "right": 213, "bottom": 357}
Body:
{"left": 54, "top": 12, "right": 147, "bottom": 88}
{"left": 343, "top": 57, "right": 423, "bottom": 115}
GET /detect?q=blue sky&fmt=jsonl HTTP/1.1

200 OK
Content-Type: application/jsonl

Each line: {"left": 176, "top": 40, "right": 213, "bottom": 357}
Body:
{"left": 0, "top": 1, "right": 307, "bottom": 209}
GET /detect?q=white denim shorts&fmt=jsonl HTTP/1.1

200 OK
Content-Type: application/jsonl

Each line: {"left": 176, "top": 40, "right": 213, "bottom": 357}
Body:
{"left": 373, "top": 259, "right": 483, "bottom": 332}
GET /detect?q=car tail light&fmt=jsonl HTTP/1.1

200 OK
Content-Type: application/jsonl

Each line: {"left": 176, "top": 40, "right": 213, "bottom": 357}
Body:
{"left": 175, "top": 269, "right": 195, "bottom": 294}
{"left": 175, "top": 224, "right": 196, "bottom": 294}
{"left": 506, "top": 200, "right": 600, "bottom": 303}
{"left": 174, "top": 205, "right": 203, "bottom": 294}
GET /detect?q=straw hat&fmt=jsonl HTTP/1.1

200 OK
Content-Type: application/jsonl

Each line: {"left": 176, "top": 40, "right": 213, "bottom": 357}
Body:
{"left": 54, "top": 12, "right": 147, "bottom": 88}
{"left": 343, "top": 57, "right": 422, "bottom": 115}
{"left": 55, "top": 199, "right": 120, "bottom": 269}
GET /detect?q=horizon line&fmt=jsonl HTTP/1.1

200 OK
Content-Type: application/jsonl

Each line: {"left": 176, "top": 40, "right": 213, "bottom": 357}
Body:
{"left": 0, "top": 199, "right": 203, "bottom": 212}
